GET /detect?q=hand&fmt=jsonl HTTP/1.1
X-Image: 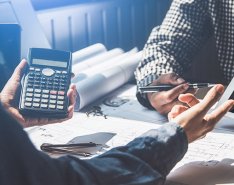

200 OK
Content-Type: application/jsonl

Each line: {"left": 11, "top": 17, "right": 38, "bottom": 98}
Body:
{"left": 168, "top": 85, "right": 234, "bottom": 143}
{"left": 147, "top": 73, "right": 194, "bottom": 114}
{"left": 0, "top": 59, "right": 77, "bottom": 127}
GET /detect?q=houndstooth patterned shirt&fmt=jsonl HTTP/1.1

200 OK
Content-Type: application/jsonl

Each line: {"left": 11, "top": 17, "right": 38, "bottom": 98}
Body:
{"left": 135, "top": 0, "right": 234, "bottom": 107}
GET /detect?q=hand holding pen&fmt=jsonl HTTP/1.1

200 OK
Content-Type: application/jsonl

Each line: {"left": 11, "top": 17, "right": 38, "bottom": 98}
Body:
{"left": 143, "top": 73, "right": 198, "bottom": 114}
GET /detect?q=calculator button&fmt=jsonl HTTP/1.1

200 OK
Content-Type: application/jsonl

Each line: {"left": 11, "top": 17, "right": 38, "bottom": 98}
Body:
{"left": 33, "top": 98, "right": 40, "bottom": 103}
{"left": 57, "top": 101, "right": 64, "bottom": 105}
{"left": 28, "top": 73, "right": 35, "bottom": 76}
{"left": 28, "top": 79, "right": 34, "bottom": 83}
{"left": 62, "top": 71, "right": 67, "bottom": 74}
{"left": 26, "top": 93, "right": 33, "bottom": 97}
{"left": 49, "top": 104, "right": 56, "bottom": 109}
{"left": 57, "top": 105, "right": 64, "bottom": 110}
{"left": 41, "top": 104, "right": 48, "bottom": 109}
{"left": 26, "top": 88, "right": 34, "bottom": 92}
{"left": 49, "top": 100, "right": 56, "bottom": 104}
{"left": 50, "top": 95, "right": 57, "bottom": 99}
{"left": 28, "top": 76, "right": 34, "bottom": 80}
{"left": 50, "top": 90, "right": 57, "bottom": 95}
{"left": 42, "top": 94, "right": 49, "bottom": 99}
{"left": 34, "top": 85, "right": 40, "bottom": 88}
{"left": 41, "top": 81, "right": 46, "bottom": 85}
{"left": 25, "top": 97, "right": 33, "bottom": 102}
{"left": 58, "top": 96, "right": 64, "bottom": 100}
{"left": 46, "top": 86, "right": 52, "bottom": 90}
{"left": 41, "top": 99, "right": 49, "bottom": 103}
{"left": 56, "top": 71, "right": 62, "bottom": 74}
{"left": 35, "top": 89, "right": 42, "bottom": 93}
{"left": 42, "top": 68, "right": 55, "bottom": 77}
{"left": 33, "top": 103, "right": 40, "bottom": 108}
{"left": 27, "top": 84, "right": 33, "bottom": 88}
{"left": 54, "top": 82, "right": 59, "bottom": 86}
{"left": 34, "top": 94, "right": 41, "bottom": 98}
{"left": 25, "top": 102, "right": 32, "bottom": 107}
{"left": 29, "top": 67, "right": 35, "bottom": 71}
{"left": 60, "top": 79, "right": 66, "bottom": 83}
{"left": 42, "top": 90, "right": 49, "bottom": 94}
{"left": 58, "top": 91, "right": 65, "bottom": 96}
{"left": 35, "top": 68, "right": 41, "bottom": 72}
{"left": 53, "top": 86, "right": 59, "bottom": 91}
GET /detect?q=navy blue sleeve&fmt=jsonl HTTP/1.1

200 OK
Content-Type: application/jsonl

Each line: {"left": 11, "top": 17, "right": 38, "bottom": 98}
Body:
{"left": 0, "top": 104, "right": 187, "bottom": 185}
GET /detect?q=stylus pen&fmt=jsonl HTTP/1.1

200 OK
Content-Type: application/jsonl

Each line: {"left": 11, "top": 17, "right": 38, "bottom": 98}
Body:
{"left": 139, "top": 83, "right": 216, "bottom": 93}
{"left": 40, "top": 142, "right": 102, "bottom": 149}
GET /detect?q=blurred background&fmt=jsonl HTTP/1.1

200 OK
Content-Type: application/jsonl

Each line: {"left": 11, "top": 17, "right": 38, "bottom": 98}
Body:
{"left": 0, "top": 0, "right": 172, "bottom": 89}
{"left": 31, "top": 0, "right": 171, "bottom": 52}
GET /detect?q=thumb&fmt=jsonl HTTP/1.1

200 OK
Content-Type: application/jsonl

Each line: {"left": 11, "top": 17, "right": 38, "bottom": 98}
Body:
{"left": 10, "top": 59, "right": 28, "bottom": 82}
{"left": 178, "top": 93, "right": 200, "bottom": 107}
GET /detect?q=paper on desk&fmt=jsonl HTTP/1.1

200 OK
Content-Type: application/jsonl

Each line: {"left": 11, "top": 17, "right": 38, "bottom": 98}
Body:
{"left": 166, "top": 130, "right": 234, "bottom": 185}
{"left": 26, "top": 103, "right": 234, "bottom": 184}
{"left": 98, "top": 84, "right": 167, "bottom": 124}
{"left": 26, "top": 112, "right": 159, "bottom": 152}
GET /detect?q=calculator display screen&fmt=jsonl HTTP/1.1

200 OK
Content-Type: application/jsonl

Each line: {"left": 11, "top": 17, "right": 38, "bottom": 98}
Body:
{"left": 32, "top": 58, "right": 67, "bottom": 68}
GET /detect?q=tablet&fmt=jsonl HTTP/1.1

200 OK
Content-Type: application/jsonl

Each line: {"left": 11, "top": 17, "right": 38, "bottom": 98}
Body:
{"left": 216, "top": 77, "right": 234, "bottom": 115}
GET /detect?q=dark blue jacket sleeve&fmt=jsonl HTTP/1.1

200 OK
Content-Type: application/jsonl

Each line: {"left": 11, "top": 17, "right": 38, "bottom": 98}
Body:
{"left": 0, "top": 104, "right": 187, "bottom": 185}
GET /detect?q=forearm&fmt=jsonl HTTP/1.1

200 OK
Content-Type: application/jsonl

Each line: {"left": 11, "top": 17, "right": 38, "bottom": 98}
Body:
{"left": 107, "top": 122, "right": 188, "bottom": 177}
{"left": 135, "top": 0, "right": 212, "bottom": 107}
{"left": 59, "top": 122, "right": 188, "bottom": 185}
{"left": 0, "top": 104, "right": 187, "bottom": 185}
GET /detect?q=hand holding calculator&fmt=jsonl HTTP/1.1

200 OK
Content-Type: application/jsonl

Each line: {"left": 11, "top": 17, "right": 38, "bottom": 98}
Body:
{"left": 19, "top": 48, "right": 72, "bottom": 118}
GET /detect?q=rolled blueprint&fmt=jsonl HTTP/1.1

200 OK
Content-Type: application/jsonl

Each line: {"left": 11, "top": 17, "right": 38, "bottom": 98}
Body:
{"left": 72, "top": 47, "right": 138, "bottom": 83}
{"left": 74, "top": 51, "right": 142, "bottom": 111}
{"left": 72, "top": 43, "right": 106, "bottom": 65}
{"left": 72, "top": 48, "right": 124, "bottom": 74}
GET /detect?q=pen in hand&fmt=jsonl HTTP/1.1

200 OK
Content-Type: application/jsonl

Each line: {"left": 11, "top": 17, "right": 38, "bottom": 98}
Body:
{"left": 139, "top": 83, "right": 216, "bottom": 93}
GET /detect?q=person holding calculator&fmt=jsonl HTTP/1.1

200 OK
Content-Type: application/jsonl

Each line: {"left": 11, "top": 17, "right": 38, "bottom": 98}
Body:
{"left": 135, "top": 0, "right": 234, "bottom": 115}
{"left": 0, "top": 59, "right": 77, "bottom": 127}
{"left": 0, "top": 59, "right": 233, "bottom": 184}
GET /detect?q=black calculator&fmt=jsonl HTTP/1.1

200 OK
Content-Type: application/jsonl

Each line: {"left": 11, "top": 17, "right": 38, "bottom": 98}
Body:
{"left": 19, "top": 48, "right": 72, "bottom": 118}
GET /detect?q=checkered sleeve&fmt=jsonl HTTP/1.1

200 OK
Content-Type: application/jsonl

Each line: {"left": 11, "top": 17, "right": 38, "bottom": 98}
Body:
{"left": 135, "top": 0, "right": 213, "bottom": 108}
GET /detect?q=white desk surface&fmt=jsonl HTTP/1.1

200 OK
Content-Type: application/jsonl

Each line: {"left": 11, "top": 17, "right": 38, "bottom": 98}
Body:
{"left": 26, "top": 84, "right": 234, "bottom": 185}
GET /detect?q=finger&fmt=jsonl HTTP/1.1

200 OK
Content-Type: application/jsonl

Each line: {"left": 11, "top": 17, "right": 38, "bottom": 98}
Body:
{"left": 157, "top": 99, "right": 185, "bottom": 115}
{"left": 207, "top": 100, "right": 234, "bottom": 125}
{"left": 199, "top": 84, "right": 224, "bottom": 113}
{"left": 67, "top": 84, "right": 77, "bottom": 106}
{"left": 11, "top": 59, "right": 28, "bottom": 81}
{"left": 157, "top": 73, "right": 185, "bottom": 85}
{"left": 67, "top": 105, "right": 74, "bottom": 119}
{"left": 178, "top": 93, "right": 200, "bottom": 107}
{"left": 168, "top": 105, "right": 189, "bottom": 121}
{"left": 163, "top": 83, "right": 189, "bottom": 104}
{"left": 168, "top": 73, "right": 186, "bottom": 85}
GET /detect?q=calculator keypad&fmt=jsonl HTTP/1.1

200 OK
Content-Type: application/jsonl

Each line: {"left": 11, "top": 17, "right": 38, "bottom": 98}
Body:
{"left": 23, "top": 67, "right": 68, "bottom": 111}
